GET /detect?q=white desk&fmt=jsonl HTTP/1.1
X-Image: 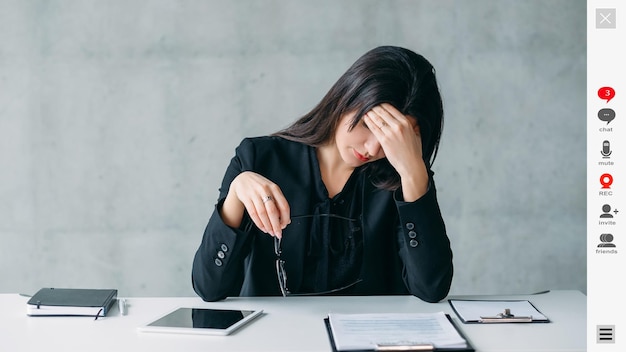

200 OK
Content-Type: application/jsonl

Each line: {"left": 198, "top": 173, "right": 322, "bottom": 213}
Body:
{"left": 0, "top": 290, "right": 585, "bottom": 352}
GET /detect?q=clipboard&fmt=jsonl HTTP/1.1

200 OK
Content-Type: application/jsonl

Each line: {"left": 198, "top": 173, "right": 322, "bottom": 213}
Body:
{"left": 323, "top": 314, "right": 475, "bottom": 352}
{"left": 448, "top": 299, "right": 550, "bottom": 324}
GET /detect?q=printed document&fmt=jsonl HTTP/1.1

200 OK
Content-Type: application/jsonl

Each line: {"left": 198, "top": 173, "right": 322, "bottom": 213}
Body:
{"left": 327, "top": 311, "right": 467, "bottom": 351}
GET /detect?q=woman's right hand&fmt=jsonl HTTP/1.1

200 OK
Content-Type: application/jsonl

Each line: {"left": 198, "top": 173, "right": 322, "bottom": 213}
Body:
{"left": 221, "top": 171, "right": 291, "bottom": 238}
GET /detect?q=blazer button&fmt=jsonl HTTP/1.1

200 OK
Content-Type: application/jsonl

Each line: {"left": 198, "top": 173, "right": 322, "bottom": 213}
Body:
{"left": 405, "top": 222, "right": 415, "bottom": 230}
{"left": 214, "top": 258, "right": 223, "bottom": 266}
{"left": 408, "top": 230, "right": 417, "bottom": 239}
{"left": 409, "top": 239, "right": 419, "bottom": 247}
{"left": 220, "top": 244, "right": 229, "bottom": 252}
{"left": 217, "top": 250, "right": 225, "bottom": 259}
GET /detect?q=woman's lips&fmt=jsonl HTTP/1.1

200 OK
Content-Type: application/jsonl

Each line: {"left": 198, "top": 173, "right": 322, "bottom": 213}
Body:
{"left": 354, "top": 149, "right": 369, "bottom": 162}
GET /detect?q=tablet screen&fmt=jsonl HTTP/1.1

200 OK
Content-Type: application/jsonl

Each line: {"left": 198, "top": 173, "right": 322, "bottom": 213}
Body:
{"left": 140, "top": 307, "right": 263, "bottom": 335}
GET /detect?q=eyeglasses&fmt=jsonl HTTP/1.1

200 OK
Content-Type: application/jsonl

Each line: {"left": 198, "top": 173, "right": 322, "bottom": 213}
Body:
{"left": 274, "top": 213, "right": 363, "bottom": 297}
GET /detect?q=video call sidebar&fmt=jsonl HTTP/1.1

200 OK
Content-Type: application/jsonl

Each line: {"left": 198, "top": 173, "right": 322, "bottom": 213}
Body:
{"left": 588, "top": 1, "right": 622, "bottom": 350}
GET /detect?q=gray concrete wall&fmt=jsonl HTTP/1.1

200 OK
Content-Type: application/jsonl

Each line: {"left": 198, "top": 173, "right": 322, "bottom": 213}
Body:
{"left": 0, "top": 0, "right": 586, "bottom": 297}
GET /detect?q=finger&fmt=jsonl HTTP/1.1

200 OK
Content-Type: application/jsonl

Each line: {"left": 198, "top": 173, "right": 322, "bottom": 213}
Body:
{"left": 363, "top": 114, "right": 386, "bottom": 144}
{"left": 246, "top": 197, "right": 273, "bottom": 234}
{"left": 378, "top": 103, "right": 406, "bottom": 121}
{"left": 372, "top": 105, "right": 405, "bottom": 130}
{"left": 271, "top": 191, "right": 291, "bottom": 229}
{"left": 261, "top": 196, "right": 286, "bottom": 239}
{"left": 262, "top": 184, "right": 290, "bottom": 237}
{"left": 364, "top": 111, "right": 386, "bottom": 133}
{"left": 374, "top": 106, "right": 421, "bottom": 142}
{"left": 368, "top": 110, "right": 397, "bottom": 135}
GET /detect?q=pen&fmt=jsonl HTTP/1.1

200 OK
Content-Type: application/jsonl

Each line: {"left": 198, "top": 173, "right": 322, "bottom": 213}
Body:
{"left": 118, "top": 298, "right": 127, "bottom": 316}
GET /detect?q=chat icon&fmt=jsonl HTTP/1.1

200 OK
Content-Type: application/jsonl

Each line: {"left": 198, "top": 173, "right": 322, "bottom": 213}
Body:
{"left": 598, "top": 108, "right": 615, "bottom": 124}
{"left": 598, "top": 87, "right": 615, "bottom": 103}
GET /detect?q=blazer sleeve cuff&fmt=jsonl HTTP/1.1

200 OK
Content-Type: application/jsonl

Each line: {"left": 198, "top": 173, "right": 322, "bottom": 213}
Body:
{"left": 393, "top": 178, "right": 434, "bottom": 208}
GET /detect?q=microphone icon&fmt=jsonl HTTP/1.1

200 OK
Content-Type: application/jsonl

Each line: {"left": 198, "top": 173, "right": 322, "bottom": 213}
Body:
{"left": 601, "top": 140, "right": 612, "bottom": 158}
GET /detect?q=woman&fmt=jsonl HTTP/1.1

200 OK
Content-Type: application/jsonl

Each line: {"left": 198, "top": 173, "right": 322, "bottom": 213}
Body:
{"left": 192, "top": 46, "right": 453, "bottom": 303}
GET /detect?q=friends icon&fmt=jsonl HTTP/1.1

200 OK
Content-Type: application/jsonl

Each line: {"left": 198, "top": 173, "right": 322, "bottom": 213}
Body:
{"left": 597, "top": 233, "right": 616, "bottom": 248}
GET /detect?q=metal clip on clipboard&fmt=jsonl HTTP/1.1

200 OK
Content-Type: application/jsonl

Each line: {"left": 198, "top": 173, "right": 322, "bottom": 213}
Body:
{"left": 479, "top": 308, "right": 533, "bottom": 323}
{"left": 375, "top": 342, "right": 435, "bottom": 351}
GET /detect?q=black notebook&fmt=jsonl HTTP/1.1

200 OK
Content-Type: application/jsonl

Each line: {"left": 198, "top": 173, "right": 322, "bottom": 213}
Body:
{"left": 26, "top": 288, "right": 118, "bottom": 317}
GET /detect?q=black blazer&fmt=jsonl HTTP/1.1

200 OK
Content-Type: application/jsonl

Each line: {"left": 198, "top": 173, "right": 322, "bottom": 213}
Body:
{"left": 192, "top": 136, "right": 453, "bottom": 303}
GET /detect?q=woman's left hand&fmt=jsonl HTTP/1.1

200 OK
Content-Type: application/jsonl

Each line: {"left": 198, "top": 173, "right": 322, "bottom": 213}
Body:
{"left": 363, "top": 103, "right": 423, "bottom": 176}
{"left": 363, "top": 103, "right": 429, "bottom": 201}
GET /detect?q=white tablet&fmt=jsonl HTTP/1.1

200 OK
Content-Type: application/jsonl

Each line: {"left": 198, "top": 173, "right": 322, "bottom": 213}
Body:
{"left": 138, "top": 307, "right": 264, "bottom": 336}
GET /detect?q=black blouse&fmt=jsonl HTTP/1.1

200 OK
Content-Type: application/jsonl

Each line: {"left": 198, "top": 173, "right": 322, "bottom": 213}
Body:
{"left": 299, "top": 167, "right": 364, "bottom": 294}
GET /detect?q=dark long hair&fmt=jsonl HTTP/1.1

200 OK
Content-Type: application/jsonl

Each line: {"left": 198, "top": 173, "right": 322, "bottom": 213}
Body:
{"left": 273, "top": 46, "right": 444, "bottom": 190}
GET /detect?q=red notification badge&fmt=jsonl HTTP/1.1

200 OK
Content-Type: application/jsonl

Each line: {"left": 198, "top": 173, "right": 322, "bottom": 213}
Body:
{"left": 598, "top": 87, "right": 615, "bottom": 103}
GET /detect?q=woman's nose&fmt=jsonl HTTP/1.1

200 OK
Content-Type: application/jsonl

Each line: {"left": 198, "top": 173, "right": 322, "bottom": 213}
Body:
{"left": 365, "top": 139, "right": 384, "bottom": 158}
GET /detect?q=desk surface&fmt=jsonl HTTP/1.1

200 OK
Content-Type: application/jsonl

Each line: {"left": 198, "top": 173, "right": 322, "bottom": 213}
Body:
{"left": 1, "top": 290, "right": 585, "bottom": 352}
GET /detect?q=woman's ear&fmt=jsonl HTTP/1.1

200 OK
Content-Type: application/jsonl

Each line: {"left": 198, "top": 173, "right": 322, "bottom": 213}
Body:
{"left": 409, "top": 116, "right": 421, "bottom": 135}
{"left": 413, "top": 124, "right": 421, "bottom": 135}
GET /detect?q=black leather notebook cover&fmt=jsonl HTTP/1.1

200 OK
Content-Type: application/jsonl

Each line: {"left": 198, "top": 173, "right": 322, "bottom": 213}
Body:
{"left": 27, "top": 288, "right": 118, "bottom": 316}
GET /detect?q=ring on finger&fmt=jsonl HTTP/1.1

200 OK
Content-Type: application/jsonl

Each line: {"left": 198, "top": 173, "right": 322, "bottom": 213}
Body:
{"left": 262, "top": 195, "right": 273, "bottom": 203}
